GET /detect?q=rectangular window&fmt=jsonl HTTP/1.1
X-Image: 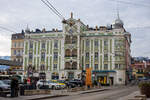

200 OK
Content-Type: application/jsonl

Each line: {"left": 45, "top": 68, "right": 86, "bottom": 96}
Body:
{"left": 104, "top": 54, "right": 108, "bottom": 60}
{"left": 115, "top": 64, "right": 121, "bottom": 69}
{"left": 18, "top": 50, "right": 20, "bottom": 56}
{"left": 104, "top": 64, "right": 108, "bottom": 70}
{"left": 41, "top": 52, "right": 45, "bottom": 61}
{"left": 95, "top": 64, "right": 98, "bottom": 70}
{"left": 94, "top": 40, "right": 98, "bottom": 47}
{"left": 53, "top": 64, "right": 57, "bottom": 70}
{"left": 104, "top": 40, "right": 108, "bottom": 46}
{"left": 18, "top": 42, "right": 20, "bottom": 47}
{"left": 54, "top": 52, "right": 58, "bottom": 60}
{"left": 86, "top": 52, "right": 89, "bottom": 59}
{"left": 54, "top": 40, "right": 58, "bottom": 48}
{"left": 29, "top": 53, "right": 33, "bottom": 60}
{"left": 14, "top": 50, "right": 16, "bottom": 55}
{"left": 95, "top": 52, "right": 98, "bottom": 59}
{"left": 42, "top": 42, "right": 45, "bottom": 49}
{"left": 14, "top": 42, "right": 16, "bottom": 48}
{"left": 86, "top": 40, "right": 90, "bottom": 47}
{"left": 29, "top": 41, "right": 33, "bottom": 48}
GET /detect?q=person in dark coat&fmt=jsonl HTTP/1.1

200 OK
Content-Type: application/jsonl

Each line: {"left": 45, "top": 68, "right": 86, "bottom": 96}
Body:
{"left": 11, "top": 77, "right": 15, "bottom": 97}
{"left": 14, "top": 78, "right": 19, "bottom": 97}
{"left": 11, "top": 77, "right": 19, "bottom": 97}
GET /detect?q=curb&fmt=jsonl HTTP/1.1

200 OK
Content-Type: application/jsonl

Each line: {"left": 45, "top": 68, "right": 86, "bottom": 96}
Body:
{"left": 27, "top": 95, "right": 69, "bottom": 100}
{"left": 80, "top": 89, "right": 109, "bottom": 94}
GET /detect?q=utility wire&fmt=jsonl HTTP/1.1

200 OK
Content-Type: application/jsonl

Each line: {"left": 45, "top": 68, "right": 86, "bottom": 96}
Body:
{"left": 41, "top": 0, "right": 64, "bottom": 20}
{"left": 45, "top": 0, "right": 65, "bottom": 19}
{"left": 0, "top": 26, "right": 15, "bottom": 33}
{"left": 118, "top": 0, "right": 150, "bottom": 7}
{"left": 110, "top": 0, "right": 150, "bottom": 7}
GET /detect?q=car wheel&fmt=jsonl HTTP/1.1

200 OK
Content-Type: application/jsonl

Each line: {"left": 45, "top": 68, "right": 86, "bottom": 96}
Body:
{"left": 52, "top": 86, "right": 55, "bottom": 90}
{"left": 38, "top": 85, "right": 41, "bottom": 89}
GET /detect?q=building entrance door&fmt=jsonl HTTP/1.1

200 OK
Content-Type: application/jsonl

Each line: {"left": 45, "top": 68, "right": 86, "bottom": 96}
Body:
{"left": 68, "top": 72, "right": 74, "bottom": 80}
{"left": 109, "top": 77, "right": 114, "bottom": 85}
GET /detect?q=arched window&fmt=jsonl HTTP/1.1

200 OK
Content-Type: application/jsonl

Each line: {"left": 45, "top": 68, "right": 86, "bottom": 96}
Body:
{"left": 65, "top": 49, "right": 71, "bottom": 57}
{"left": 72, "top": 62, "right": 77, "bottom": 70}
{"left": 72, "top": 49, "right": 77, "bottom": 57}
{"left": 65, "top": 62, "right": 71, "bottom": 69}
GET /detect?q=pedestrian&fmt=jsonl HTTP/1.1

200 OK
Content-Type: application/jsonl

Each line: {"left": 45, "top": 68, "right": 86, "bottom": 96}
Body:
{"left": 11, "top": 77, "right": 15, "bottom": 97}
{"left": 14, "top": 78, "right": 19, "bottom": 97}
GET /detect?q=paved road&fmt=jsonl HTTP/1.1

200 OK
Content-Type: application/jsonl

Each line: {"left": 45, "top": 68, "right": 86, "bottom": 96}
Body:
{"left": 44, "top": 86, "right": 138, "bottom": 100}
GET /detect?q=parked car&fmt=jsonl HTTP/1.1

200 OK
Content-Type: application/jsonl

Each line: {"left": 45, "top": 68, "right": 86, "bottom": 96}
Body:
{"left": 53, "top": 80, "right": 66, "bottom": 89}
{"left": 0, "top": 80, "right": 10, "bottom": 91}
{"left": 36, "top": 80, "right": 60, "bottom": 90}
{"left": 69, "top": 79, "right": 83, "bottom": 87}
{"left": 36, "top": 80, "right": 49, "bottom": 89}
{"left": 47, "top": 81, "right": 61, "bottom": 89}
{"left": 2, "top": 80, "right": 11, "bottom": 85}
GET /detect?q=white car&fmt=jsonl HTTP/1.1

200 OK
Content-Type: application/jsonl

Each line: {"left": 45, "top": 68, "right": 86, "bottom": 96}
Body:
{"left": 36, "top": 80, "right": 60, "bottom": 89}
{"left": 36, "top": 80, "right": 48, "bottom": 89}
{"left": 47, "top": 81, "right": 60, "bottom": 89}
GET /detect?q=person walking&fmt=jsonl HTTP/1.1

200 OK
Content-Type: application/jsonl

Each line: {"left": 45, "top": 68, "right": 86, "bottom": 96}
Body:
{"left": 11, "top": 78, "right": 15, "bottom": 97}
{"left": 14, "top": 78, "right": 19, "bottom": 97}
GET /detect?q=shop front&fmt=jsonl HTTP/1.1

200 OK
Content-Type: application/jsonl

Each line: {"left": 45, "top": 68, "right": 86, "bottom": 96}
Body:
{"left": 93, "top": 70, "right": 116, "bottom": 86}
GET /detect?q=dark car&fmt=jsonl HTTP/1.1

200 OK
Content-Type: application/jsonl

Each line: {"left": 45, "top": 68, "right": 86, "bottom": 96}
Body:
{"left": 66, "top": 79, "right": 83, "bottom": 88}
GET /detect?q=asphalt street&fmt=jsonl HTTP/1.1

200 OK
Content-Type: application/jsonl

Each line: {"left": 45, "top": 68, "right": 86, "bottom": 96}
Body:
{"left": 44, "top": 86, "right": 138, "bottom": 100}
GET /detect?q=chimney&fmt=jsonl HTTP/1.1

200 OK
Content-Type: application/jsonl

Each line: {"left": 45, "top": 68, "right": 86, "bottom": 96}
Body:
{"left": 42, "top": 28, "right": 46, "bottom": 33}
{"left": 96, "top": 26, "right": 98, "bottom": 31}
{"left": 52, "top": 28, "right": 55, "bottom": 32}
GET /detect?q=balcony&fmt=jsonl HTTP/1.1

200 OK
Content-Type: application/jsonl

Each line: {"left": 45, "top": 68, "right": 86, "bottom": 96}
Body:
{"left": 64, "top": 67, "right": 77, "bottom": 70}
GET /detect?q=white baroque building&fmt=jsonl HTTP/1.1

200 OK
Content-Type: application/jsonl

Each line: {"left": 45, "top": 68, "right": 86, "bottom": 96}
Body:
{"left": 23, "top": 13, "right": 131, "bottom": 85}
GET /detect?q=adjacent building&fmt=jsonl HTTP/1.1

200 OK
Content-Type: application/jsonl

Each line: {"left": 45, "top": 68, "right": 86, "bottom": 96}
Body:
{"left": 11, "top": 32, "right": 24, "bottom": 74}
{"left": 23, "top": 13, "right": 131, "bottom": 85}
{"left": 131, "top": 57, "right": 150, "bottom": 80}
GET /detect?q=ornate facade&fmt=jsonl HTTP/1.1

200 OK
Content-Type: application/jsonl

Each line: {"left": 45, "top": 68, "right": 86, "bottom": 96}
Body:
{"left": 23, "top": 13, "right": 131, "bottom": 85}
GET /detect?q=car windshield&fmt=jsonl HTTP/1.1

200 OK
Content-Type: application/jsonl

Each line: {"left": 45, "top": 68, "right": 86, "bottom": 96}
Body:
{"left": 47, "top": 81, "right": 56, "bottom": 83}
{"left": 0, "top": 80, "right": 6, "bottom": 86}
{"left": 3, "top": 80, "right": 11, "bottom": 85}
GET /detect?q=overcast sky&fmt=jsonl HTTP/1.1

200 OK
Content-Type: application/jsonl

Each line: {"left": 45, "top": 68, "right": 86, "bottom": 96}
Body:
{"left": 0, "top": 0, "right": 150, "bottom": 57}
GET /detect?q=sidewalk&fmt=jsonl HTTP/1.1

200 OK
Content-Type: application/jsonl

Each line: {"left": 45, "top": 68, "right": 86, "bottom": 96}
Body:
{"left": 117, "top": 91, "right": 150, "bottom": 100}
{"left": 0, "top": 87, "right": 109, "bottom": 100}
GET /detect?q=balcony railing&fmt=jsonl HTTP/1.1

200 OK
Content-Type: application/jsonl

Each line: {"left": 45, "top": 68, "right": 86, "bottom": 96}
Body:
{"left": 64, "top": 68, "right": 77, "bottom": 70}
